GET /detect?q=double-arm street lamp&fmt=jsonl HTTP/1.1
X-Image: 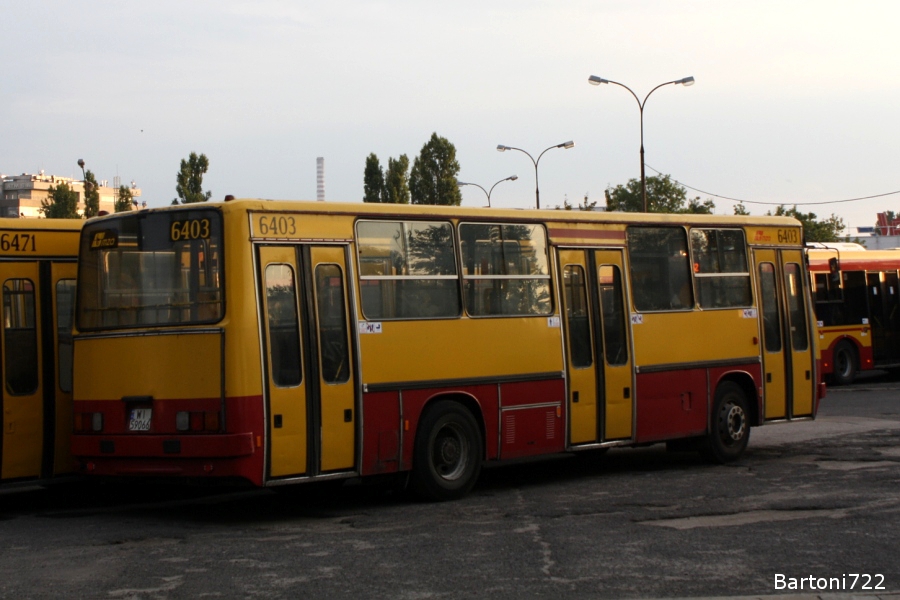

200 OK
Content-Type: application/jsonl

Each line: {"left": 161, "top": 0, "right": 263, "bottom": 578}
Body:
{"left": 496, "top": 141, "right": 574, "bottom": 210}
{"left": 457, "top": 175, "right": 518, "bottom": 208}
{"left": 588, "top": 75, "right": 694, "bottom": 212}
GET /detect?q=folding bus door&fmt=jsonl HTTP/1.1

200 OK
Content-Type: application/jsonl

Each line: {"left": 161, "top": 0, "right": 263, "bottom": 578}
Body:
{"left": 50, "top": 262, "right": 77, "bottom": 476}
{"left": 259, "top": 244, "right": 357, "bottom": 481}
{"left": 0, "top": 262, "right": 44, "bottom": 481}
{"left": 559, "top": 248, "right": 633, "bottom": 446}
{"left": 754, "top": 249, "right": 814, "bottom": 420}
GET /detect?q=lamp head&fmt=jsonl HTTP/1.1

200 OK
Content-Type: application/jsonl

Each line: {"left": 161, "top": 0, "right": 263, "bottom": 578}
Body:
{"left": 560, "top": 141, "right": 575, "bottom": 149}
{"left": 509, "top": 175, "right": 518, "bottom": 181}
{"left": 677, "top": 76, "right": 695, "bottom": 86}
{"left": 496, "top": 145, "right": 508, "bottom": 152}
{"left": 77, "top": 159, "right": 85, "bottom": 169}
{"left": 588, "top": 75, "right": 608, "bottom": 86}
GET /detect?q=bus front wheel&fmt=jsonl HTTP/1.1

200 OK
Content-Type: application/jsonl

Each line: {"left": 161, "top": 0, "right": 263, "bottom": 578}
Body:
{"left": 411, "top": 401, "right": 483, "bottom": 502}
{"left": 701, "top": 382, "right": 750, "bottom": 463}
{"left": 831, "top": 341, "right": 858, "bottom": 385}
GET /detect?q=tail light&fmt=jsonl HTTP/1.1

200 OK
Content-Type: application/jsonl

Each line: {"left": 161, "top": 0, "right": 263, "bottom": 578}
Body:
{"left": 176, "top": 411, "right": 221, "bottom": 432}
{"left": 74, "top": 412, "right": 103, "bottom": 433}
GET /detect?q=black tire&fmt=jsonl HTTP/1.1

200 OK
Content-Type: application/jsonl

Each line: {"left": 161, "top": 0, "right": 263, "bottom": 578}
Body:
{"left": 701, "top": 382, "right": 751, "bottom": 463}
{"left": 411, "top": 401, "right": 483, "bottom": 502}
{"left": 831, "top": 340, "right": 858, "bottom": 386}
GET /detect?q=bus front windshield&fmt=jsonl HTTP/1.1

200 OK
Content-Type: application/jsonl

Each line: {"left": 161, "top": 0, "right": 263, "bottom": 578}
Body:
{"left": 77, "top": 209, "right": 224, "bottom": 331}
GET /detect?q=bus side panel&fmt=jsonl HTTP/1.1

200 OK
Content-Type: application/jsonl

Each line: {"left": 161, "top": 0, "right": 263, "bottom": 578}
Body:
{"left": 397, "top": 384, "right": 499, "bottom": 470}
{"left": 819, "top": 329, "right": 873, "bottom": 376}
{"left": 360, "top": 391, "right": 401, "bottom": 475}
{"left": 498, "top": 379, "right": 565, "bottom": 460}
{"left": 635, "top": 369, "right": 707, "bottom": 443}
{"left": 393, "top": 377, "right": 563, "bottom": 470}
{"left": 707, "top": 365, "right": 762, "bottom": 423}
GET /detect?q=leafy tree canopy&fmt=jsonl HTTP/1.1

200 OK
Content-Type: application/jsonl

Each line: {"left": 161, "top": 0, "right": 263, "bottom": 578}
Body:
{"left": 41, "top": 182, "right": 80, "bottom": 219}
{"left": 409, "top": 133, "right": 462, "bottom": 206}
{"left": 384, "top": 154, "right": 411, "bottom": 204}
{"left": 557, "top": 193, "right": 598, "bottom": 211}
{"left": 733, "top": 202, "right": 751, "bottom": 216}
{"left": 173, "top": 152, "right": 212, "bottom": 205}
{"left": 363, "top": 153, "right": 385, "bottom": 203}
{"left": 767, "top": 205, "right": 846, "bottom": 243}
{"left": 116, "top": 186, "right": 134, "bottom": 213}
{"left": 605, "top": 174, "right": 714, "bottom": 214}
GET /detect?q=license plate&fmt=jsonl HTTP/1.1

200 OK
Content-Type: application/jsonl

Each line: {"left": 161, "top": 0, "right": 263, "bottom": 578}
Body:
{"left": 128, "top": 408, "right": 152, "bottom": 432}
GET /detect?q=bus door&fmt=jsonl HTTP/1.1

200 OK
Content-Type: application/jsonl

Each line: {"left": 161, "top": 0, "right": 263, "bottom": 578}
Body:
{"left": 51, "top": 262, "right": 77, "bottom": 476}
{"left": 559, "top": 249, "right": 634, "bottom": 445}
{"left": 867, "top": 272, "right": 889, "bottom": 362}
{"left": 754, "top": 249, "right": 814, "bottom": 420}
{"left": 882, "top": 271, "right": 900, "bottom": 361}
{"left": 259, "top": 245, "right": 357, "bottom": 481}
{"left": 1, "top": 262, "right": 43, "bottom": 481}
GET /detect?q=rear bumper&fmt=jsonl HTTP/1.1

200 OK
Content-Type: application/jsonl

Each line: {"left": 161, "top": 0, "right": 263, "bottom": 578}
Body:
{"left": 72, "top": 432, "right": 256, "bottom": 459}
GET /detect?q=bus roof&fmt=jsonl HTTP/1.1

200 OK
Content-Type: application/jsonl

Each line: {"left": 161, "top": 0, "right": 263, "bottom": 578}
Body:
{"left": 115, "top": 198, "right": 803, "bottom": 229}
{"left": 808, "top": 247, "right": 900, "bottom": 272}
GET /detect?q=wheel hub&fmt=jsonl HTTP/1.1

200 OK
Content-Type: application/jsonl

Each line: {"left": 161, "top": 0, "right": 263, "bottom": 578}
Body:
{"left": 725, "top": 404, "right": 746, "bottom": 441}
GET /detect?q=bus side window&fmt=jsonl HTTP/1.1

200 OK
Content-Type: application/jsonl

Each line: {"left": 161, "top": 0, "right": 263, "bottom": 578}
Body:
{"left": 563, "top": 265, "right": 592, "bottom": 368}
{"left": 315, "top": 264, "right": 350, "bottom": 384}
{"left": 3, "top": 279, "right": 38, "bottom": 395}
{"left": 599, "top": 265, "right": 628, "bottom": 366}
{"left": 785, "top": 263, "right": 809, "bottom": 351}
{"left": 758, "top": 263, "right": 782, "bottom": 353}
{"left": 627, "top": 227, "right": 692, "bottom": 312}
{"left": 56, "top": 279, "right": 76, "bottom": 393}
{"left": 265, "top": 264, "right": 302, "bottom": 388}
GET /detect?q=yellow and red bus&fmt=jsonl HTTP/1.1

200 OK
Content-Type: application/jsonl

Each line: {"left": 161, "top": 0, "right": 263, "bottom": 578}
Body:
{"left": 0, "top": 218, "right": 81, "bottom": 488}
{"left": 70, "top": 200, "right": 821, "bottom": 500}
{"left": 809, "top": 245, "right": 900, "bottom": 384}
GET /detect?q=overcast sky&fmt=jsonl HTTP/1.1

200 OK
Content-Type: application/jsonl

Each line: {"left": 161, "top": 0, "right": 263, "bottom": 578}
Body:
{"left": 2, "top": 1, "right": 898, "bottom": 232}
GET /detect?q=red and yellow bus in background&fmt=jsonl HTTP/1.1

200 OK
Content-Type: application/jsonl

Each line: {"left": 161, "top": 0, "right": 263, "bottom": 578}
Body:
{"left": 70, "top": 200, "right": 821, "bottom": 500}
{"left": 809, "top": 245, "right": 900, "bottom": 384}
{"left": 0, "top": 218, "right": 81, "bottom": 488}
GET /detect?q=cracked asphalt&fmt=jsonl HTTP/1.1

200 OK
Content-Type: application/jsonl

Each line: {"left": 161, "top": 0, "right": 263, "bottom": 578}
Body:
{"left": 1, "top": 374, "right": 899, "bottom": 599}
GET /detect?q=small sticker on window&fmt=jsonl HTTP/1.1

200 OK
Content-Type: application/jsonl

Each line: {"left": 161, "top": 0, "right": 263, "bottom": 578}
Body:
{"left": 547, "top": 316, "right": 560, "bottom": 328}
{"left": 358, "top": 321, "right": 382, "bottom": 334}
{"left": 631, "top": 314, "right": 643, "bottom": 325}
{"left": 742, "top": 309, "right": 758, "bottom": 318}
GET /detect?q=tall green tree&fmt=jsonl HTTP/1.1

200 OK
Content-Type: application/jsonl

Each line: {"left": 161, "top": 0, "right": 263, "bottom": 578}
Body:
{"left": 409, "top": 133, "right": 462, "bottom": 206}
{"left": 173, "top": 152, "right": 212, "bottom": 205}
{"left": 604, "top": 174, "right": 714, "bottom": 214}
{"left": 40, "top": 182, "right": 80, "bottom": 219}
{"left": 384, "top": 154, "right": 410, "bottom": 204}
{"left": 116, "top": 186, "right": 134, "bottom": 213}
{"left": 363, "top": 153, "right": 385, "bottom": 203}
{"left": 83, "top": 170, "right": 100, "bottom": 218}
{"left": 767, "top": 205, "right": 846, "bottom": 243}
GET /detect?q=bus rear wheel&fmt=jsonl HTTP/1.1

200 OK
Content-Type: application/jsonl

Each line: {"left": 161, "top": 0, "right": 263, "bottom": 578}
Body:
{"left": 831, "top": 341, "right": 858, "bottom": 385}
{"left": 701, "top": 382, "right": 750, "bottom": 464}
{"left": 411, "top": 401, "right": 483, "bottom": 502}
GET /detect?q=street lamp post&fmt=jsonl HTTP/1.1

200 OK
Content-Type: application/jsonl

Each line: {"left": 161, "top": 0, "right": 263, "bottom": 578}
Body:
{"left": 457, "top": 175, "right": 518, "bottom": 207}
{"left": 77, "top": 158, "right": 91, "bottom": 213}
{"left": 496, "top": 141, "right": 574, "bottom": 209}
{"left": 588, "top": 75, "right": 694, "bottom": 212}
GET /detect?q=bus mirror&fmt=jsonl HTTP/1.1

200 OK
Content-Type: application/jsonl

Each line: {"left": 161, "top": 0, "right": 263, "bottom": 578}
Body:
{"left": 828, "top": 257, "right": 840, "bottom": 274}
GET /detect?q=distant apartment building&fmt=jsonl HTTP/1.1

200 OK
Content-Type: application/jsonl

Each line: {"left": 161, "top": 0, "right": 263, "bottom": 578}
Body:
{"left": 0, "top": 171, "right": 142, "bottom": 218}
